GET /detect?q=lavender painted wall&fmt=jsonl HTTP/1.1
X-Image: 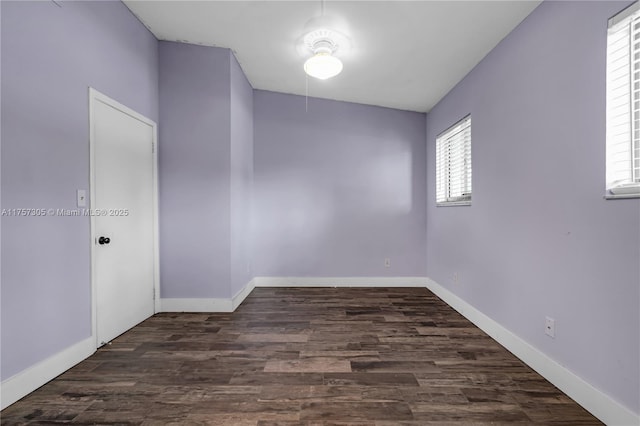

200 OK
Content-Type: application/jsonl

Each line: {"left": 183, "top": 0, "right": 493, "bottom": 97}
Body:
{"left": 158, "top": 42, "right": 232, "bottom": 299}
{"left": 253, "top": 90, "right": 426, "bottom": 277}
{"left": 230, "top": 54, "right": 254, "bottom": 296}
{"left": 1, "top": 0, "right": 158, "bottom": 380}
{"left": 426, "top": 1, "right": 639, "bottom": 414}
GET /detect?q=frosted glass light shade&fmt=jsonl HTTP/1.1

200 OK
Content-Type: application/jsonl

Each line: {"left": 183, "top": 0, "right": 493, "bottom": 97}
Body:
{"left": 304, "top": 52, "right": 343, "bottom": 80}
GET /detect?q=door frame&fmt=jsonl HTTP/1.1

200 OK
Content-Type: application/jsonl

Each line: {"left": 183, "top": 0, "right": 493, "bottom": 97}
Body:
{"left": 88, "top": 87, "right": 160, "bottom": 348}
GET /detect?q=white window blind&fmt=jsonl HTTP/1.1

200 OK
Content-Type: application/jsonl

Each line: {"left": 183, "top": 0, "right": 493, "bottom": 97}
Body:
{"left": 436, "top": 115, "right": 471, "bottom": 205}
{"left": 606, "top": 2, "right": 640, "bottom": 196}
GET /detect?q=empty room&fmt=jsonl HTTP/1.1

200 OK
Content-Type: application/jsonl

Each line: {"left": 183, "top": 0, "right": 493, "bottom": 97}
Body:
{"left": 1, "top": 0, "right": 639, "bottom": 424}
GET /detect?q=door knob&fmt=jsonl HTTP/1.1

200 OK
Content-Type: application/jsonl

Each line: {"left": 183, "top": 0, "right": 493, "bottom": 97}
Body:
{"left": 98, "top": 236, "right": 111, "bottom": 245}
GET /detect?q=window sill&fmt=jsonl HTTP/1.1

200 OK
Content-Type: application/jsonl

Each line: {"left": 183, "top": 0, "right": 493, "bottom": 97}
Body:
{"left": 437, "top": 200, "right": 472, "bottom": 207}
{"left": 604, "top": 193, "right": 640, "bottom": 200}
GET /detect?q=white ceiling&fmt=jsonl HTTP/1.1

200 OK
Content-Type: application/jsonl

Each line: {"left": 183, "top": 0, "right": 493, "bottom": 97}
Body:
{"left": 123, "top": 1, "right": 541, "bottom": 113}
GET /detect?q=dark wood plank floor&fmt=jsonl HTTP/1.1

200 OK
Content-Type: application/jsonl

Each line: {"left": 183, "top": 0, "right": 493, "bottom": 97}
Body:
{"left": 1, "top": 287, "right": 602, "bottom": 425}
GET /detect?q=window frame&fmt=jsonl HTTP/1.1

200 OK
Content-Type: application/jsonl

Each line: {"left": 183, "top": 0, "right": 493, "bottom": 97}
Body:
{"left": 435, "top": 114, "right": 472, "bottom": 207}
{"left": 605, "top": 1, "right": 640, "bottom": 200}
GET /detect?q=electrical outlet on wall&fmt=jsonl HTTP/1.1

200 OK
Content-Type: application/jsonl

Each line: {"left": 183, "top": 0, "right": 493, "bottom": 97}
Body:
{"left": 453, "top": 272, "right": 459, "bottom": 283}
{"left": 545, "top": 317, "right": 556, "bottom": 338}
{"left": 384, "top": 258, "right": 391, "bottom": 268}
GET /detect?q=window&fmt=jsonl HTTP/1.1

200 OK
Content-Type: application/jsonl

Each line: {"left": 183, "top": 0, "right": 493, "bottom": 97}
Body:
{"left": 436, "top": 115, "right": 471, "bottom": 205}
{"left": 606, "top": 2, "right": 640, "bottom": 197}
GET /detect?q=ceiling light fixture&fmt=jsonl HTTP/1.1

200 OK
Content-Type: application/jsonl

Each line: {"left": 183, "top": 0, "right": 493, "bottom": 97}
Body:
{"left": 303, "top": 29, "right": 344, "bottom": 80}
{"left": 299, "top": 2, "right": 351, "bottom": 81}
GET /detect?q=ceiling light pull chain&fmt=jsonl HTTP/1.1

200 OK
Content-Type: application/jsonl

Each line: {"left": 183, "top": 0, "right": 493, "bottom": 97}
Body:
{"left": 305, "top": 73, "right": 309, "bottom": 113}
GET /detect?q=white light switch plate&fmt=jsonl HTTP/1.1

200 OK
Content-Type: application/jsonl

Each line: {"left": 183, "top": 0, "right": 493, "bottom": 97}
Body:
{"left": 77, "top": 189, "right": 87, "bottom": 207}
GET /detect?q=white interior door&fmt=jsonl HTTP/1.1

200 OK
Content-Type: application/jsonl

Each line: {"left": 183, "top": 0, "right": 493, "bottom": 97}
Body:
{"left": 90, "top": 88, "right": 158, "bottom": 347}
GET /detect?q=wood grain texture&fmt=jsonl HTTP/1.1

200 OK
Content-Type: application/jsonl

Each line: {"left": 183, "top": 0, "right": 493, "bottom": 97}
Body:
{"left": 1, "top": 287, "right": 602, "bottom": 425}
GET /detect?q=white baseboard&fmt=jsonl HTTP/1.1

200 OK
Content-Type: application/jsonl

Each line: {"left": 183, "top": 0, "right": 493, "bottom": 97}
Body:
{"left": 160, "top": 279, "right": 256, "bottom": 313}
{"left": 1, "top": 336, "right": 95, "bottom": 410}
{"left": 425, "top": 278, "right": 639, "bottom": 426}
{"left": 254, "top": 276, "right": 428, "bottom": 288}
{"left": 232, "top": 278, "right": 255, "bottom": 310}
